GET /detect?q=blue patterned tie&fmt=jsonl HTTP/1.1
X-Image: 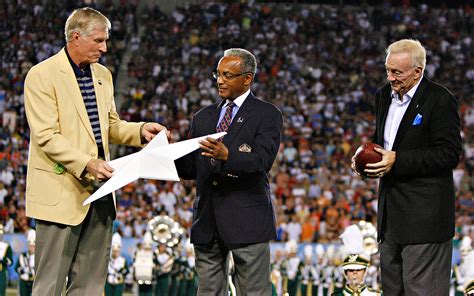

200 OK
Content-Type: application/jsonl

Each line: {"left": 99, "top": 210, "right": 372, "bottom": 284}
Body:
{"left": 210, "top": 102, "right": 234, "bottom": 165}
{"left": 217, "top": 102, "right": 235, "bottom": 134}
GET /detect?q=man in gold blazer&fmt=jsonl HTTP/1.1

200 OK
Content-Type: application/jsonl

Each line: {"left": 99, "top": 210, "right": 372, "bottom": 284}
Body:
{"left": 24, "top": 8, "right": 167, "bottom": 296}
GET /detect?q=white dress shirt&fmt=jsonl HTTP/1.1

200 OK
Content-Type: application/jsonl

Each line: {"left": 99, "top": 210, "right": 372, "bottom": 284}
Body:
{"left": 383, "top": 79, "right": 422, "bottom": 150}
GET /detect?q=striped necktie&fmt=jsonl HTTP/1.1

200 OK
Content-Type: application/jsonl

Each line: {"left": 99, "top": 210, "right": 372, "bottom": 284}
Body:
{"left": 217, "top": 102, "right": 235, "bottom": 133}
{"left": 210, "top": 102, "right": 235, "bottom": 166}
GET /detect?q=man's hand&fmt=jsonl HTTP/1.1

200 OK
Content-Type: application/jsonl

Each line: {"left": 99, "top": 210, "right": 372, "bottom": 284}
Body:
{"left": 364, "top": 147, "right": 396, "bottom": 178}
{"left": 350, "top": 154, "right": 361, "bottom": 177}
{"left": 141, "top": 122, "right": 170, "bottom": 142}
{"left": 199, "top": 137, "right": 229, "bottom": 161}
{"left": 86, "top": 158, "right": 114, "bottom": 181}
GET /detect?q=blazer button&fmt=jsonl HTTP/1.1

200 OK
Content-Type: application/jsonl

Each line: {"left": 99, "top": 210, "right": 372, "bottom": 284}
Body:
{"left": 91, "top": 152, "right": 96, "bottom": 157}
{"left": 212, "top": 181, "right": 218, "bottom": 186}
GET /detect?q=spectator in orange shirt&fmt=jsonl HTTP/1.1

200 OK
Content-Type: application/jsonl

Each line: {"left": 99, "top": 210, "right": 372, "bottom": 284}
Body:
{"left": 300, "top": 216, "right": 317, "bottom": 243}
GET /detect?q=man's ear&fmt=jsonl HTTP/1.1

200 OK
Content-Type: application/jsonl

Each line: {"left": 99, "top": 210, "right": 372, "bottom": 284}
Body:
{"left": 73, "top": 31, "right": 81, "bottom": 41}
{"left": 414, "top": 66, "right": 423, "bottom": 79}
{"left": 243, "top": 73, "right": 254, "bottom": 86}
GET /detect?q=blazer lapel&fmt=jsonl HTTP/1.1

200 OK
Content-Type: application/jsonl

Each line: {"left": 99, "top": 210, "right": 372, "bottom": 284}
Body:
{"left": 57, "top": 49, "right": 95, "bottom": 142}
{"left": 205, "top": 101, "right": 222, "bottom": 135}
{"left": 392, "top": 78, "right": 429, "bottom": 150}
{"left": 91, "top": 64, "right": 108, "bottom": 150}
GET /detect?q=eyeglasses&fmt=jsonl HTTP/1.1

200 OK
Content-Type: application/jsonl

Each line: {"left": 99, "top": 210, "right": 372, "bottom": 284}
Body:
{"left": 385, "top": 67, "right": 416, "bottom": 78}
{"left": 212, "top": 71, "right": 251, "bottom": 81}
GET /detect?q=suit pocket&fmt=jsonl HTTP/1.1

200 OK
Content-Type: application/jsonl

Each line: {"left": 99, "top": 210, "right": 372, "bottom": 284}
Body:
{"left": 27, "top": 166, "right": 63, "bottom": 206}
{"left": 238, "top": 194, "right": 269, "bottom": 207}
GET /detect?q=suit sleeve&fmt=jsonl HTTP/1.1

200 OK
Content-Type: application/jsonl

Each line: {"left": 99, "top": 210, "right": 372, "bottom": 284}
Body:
{"left": 223, "top": 105, "right": 283, "bottom": 175}
{"left": 24, "top": 66, "right": 92, "bottom": 179}
{"left": 391, "top": 90, "right": 462, "bottom": 177}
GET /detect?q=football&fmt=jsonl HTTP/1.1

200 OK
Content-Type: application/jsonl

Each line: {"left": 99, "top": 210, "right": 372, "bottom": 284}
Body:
{"left": 354, "top": 142, "right": 383, "bottom": 176}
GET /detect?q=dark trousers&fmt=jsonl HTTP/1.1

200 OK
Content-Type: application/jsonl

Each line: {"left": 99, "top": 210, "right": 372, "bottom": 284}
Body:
{"left": 194, "top": 236, "right": 272, "bottom": 296}
{"left": 380, "top": 236, "right": 452, "bottom": 296}
{"left": 19, "top": 280, "right": 33, "bottom": 296}
{"left": 33, "top": 196, "right": 115, "bottom": 296}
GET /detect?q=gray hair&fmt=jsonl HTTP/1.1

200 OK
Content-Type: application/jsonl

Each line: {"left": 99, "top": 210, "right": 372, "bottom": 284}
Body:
{"left": 65, "top": 7, "right": 111, "bottom": 42}
{"left": 386, "top": 39, "right": 426, "bottom": 70}
{"left": 223, "top": 48, "right": 257, "bottom": 74}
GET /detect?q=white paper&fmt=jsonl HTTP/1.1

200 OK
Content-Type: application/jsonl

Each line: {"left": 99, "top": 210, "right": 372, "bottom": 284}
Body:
{"left": 83, "top": 130, "right": 226, "bottom": 205}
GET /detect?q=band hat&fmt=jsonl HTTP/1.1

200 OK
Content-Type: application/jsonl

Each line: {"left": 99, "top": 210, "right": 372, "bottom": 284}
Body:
{"left": 304, "top": 245, "right": 313, "bottom": 259}
{"left": 339, "top": 224, "right": 370, "bottom": 270}
{"left": 461, "top": 236, "right": 473, "bottom": 255}
{"left": 341, "top": 253, "right": 370, "bottom": 270}
{"left": 315, "top": 244, "right": 325, "bottom": 258}
{"left": 142, "top": 231, "right": 153, "bottom": 248}
{"left": 285, "top": 239, "right": 298, "bottom": 253}
{"left": 27, "top": 229, "right": 36, "bottom": 245}
{"left": 111, "top": 232, "right": 122, "bottom": 250}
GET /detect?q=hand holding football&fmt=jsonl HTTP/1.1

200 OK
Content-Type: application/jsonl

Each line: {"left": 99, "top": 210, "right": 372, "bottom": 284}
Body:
{"left": 354, "top": 142, "right": 383, "bottom": 176}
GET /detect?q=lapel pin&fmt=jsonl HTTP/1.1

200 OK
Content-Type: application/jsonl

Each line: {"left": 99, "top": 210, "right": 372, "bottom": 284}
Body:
{"left": 237, "top": 117, "right": 243, "bottom": 123}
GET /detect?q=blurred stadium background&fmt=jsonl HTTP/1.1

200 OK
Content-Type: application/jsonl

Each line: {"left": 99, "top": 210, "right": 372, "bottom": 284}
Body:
{"left": 0, "top": 0, "right": 473, "bottom": 294}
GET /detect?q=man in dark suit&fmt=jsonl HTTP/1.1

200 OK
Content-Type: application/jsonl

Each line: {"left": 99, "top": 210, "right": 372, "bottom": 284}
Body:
{"left": 354, "top": 39, "right": 462, "bottom": 295}
{"left": 176, "top": 48, "right": 283, "bottom": 295}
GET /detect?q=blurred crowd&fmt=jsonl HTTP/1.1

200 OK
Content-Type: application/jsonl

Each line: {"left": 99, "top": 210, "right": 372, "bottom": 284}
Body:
{"left": 0, "top": 0, "right": 473, "bottom": 252}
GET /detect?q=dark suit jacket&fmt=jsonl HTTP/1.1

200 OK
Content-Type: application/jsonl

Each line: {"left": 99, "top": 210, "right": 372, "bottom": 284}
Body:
{"left": 176, "top": 93, "right": 283, "bottom": 245}
{"left": 373, "top": 77, "right": 462, "bottom": 244}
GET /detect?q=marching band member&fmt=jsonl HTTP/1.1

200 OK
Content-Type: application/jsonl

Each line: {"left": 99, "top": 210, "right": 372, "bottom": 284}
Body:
{"left": 271, "top": 248, "right": 286, "bottom": 296}
{"left": 0, "top": 224, "right": 12, "bottom": 296}
{"left": 16, "top": 229, "right": 36, "bottom": 296}
{"left": 333, "top": 225, "right": 382, "bottom": 296}
{"left": 134, "top": 232, "right": 155, "bottom": 296}
{"left": 300, "top": 245, "right": 319, "bottom": 296}
{"left": 177, "top": 240, "right": 197, "bottom": 296}
{"left": 453, "top": 236, "right": 474, "bottom": 295}
{"left": 462, "top": 246, "right": 474, "bottom": 295}
{"left": 105, "top": 233, "right": 128, "bottom": 296}
{"left": 154, "top": 243, "right": 174, "bottom": 296}
{"left": 283, "top": 240, "right": 300, "bottom": 296}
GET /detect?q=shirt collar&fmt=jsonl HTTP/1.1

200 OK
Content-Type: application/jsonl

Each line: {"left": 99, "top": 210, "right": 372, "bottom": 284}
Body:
{"left": 227, "top": 89, "right": 250, "bottom": 108}
{"left": 64, "top": 46, "right": 92, "bottom": 78}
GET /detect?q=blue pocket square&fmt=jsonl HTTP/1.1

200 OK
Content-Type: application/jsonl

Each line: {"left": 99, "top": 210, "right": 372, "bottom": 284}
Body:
{"left": 412, "top": 113, "right": 423, "bottom": 126}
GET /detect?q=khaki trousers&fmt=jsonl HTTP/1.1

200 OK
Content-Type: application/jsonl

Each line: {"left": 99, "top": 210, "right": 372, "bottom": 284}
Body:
{"left": 32, "top": 196, "right": 115, "bottom": 296}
